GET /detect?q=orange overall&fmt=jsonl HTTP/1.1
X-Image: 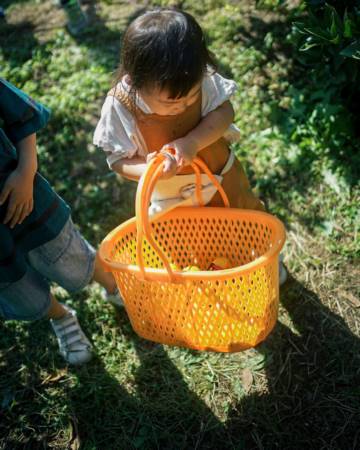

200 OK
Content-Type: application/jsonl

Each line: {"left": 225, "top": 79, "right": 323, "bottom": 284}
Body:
{"left": 108, "top": 88, "right": 264, "bottom": 211}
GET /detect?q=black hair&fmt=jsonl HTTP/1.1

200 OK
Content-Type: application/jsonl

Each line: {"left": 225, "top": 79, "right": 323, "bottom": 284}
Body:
{"left": 115, "top": 7, "right": 217, "bottom": 99}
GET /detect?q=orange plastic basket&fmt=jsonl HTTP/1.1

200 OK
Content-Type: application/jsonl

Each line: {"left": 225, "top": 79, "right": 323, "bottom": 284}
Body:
{"left": 99, "top": 154, "right": 286, "bottom": 352}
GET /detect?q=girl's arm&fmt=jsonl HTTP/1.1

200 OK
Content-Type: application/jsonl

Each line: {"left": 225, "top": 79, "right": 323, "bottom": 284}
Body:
{"left": 111, "top": 156, "right": 148, "bottom": 181}
{"left": 186, "top": 100, "right": 234, "bottom": 151}
{"left": 162, "top": 101, "right": 235, "bottom": 165}
{"left": 111, "top": 153, "right": 178, "bottom": 181}
{"left": 0, "top": 133, "right": 37, "bottom": 227}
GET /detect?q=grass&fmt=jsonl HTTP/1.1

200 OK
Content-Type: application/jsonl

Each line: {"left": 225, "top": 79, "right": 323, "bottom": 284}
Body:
{"left": 0, "top": 1, "right": 359, "bottom": 449}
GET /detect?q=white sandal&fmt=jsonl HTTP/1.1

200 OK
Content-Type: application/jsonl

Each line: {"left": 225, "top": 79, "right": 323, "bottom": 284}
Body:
{"left": 50, "top": 305, "right": 92, "bottom": 365}
{"left": 101, "top": 288, "right": 124, "bottom": 308}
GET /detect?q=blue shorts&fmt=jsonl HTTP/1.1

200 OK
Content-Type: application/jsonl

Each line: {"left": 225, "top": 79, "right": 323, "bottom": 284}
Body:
{"left": 0, "top": 217, "right": 95, "bottom": 321}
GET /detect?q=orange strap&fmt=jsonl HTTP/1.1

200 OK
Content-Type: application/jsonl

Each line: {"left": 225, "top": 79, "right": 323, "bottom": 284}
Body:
{"left": 135, "top": 153, "right": 230, "bottom": 282}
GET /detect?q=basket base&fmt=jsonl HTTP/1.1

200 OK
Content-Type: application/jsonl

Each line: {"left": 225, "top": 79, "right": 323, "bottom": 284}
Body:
{"left": 131, "top": 321, "right": 277, "bottom": 353}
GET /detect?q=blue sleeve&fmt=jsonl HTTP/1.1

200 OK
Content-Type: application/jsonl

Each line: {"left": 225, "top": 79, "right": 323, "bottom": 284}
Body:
{"left": 0, "top": 78, "right": 51, "bottom": 144}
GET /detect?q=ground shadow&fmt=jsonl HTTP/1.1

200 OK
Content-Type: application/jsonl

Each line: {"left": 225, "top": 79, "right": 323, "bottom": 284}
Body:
{"left": 0, "top": 19, "right": 39, "bottom": 68}
{"left": 225, "top": 276, "right": 360, "bottom": 450}
{"left": 0, "top": 301, "right": 232, "bottom": 449}
{"left": 110, "top": 309, "right": 233, "bottom": 449}
{"left": 53, "top": 275, "right": 359, "bottom": 449}
{"left": 0, "top": 317, "right": 64, "bottom": 449}
{"left": 70, "top": 0, "right": 123, "bottom": 74}
{"left": 1, "top": 274, "right": 358, "bottom": 449}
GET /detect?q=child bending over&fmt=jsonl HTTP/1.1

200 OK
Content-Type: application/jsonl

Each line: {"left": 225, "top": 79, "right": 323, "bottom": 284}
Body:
{"left": 94, "top": 7, "right": 286, "bottom": 284}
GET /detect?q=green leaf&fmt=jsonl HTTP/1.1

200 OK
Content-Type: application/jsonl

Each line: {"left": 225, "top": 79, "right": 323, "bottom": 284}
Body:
{"left": 299, "top": 41, "right": 321, "bottom": 51}
{"left": 295, "top": 23, "right": 338, "bottom": 44}
{"left": 343, "top": 9, "right": 353, "bottom": 38}
{"left": 340, "top": 40, "right": 360, "bottom": 59}
{"left": 330, "top": 9, "right": 338, "bottom": 36}
{"left": 293, "top": 21, "right": 310, "bottom": 35}
{"left": 329, "top": 34, "right": 341, "bottom": 45}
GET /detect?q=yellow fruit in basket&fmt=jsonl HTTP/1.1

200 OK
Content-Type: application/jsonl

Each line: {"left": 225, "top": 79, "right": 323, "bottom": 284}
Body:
{"left": 208, "top": 257, "right": 231, "bottom": 271}
{"left": 169, "top": 263, "right": 180, "bottom": 271}
{"left": 183, "top": 265, "right": 201, "bottom": 272}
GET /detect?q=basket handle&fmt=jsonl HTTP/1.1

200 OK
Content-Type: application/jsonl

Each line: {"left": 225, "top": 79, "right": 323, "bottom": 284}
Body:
{"left": 135, "top": 152, "right": 230, "bottom": 282}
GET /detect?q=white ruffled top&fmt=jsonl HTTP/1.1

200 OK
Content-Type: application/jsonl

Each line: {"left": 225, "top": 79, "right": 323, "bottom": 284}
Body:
{"left": 93, "top": 71, "right": 240, "bottom": 167}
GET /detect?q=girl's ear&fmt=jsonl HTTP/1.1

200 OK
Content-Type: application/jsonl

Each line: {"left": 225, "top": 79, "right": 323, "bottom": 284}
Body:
{"left": 124, "top": 74, "right": 132, "bottom": 85}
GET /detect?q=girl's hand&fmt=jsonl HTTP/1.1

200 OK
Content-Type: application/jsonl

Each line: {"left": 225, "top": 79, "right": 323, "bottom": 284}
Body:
{"left": 161, "top": 137, "right": 198, "bottom": 167}
{"left": 0, "top": 169, "right": 34, "bottom": 228}
{"left": 146, "top": 151, "right": 178, "bottom": 179}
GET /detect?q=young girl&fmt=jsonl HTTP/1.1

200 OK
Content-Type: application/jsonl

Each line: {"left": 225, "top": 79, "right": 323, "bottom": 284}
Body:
{"left": 0, "top": 79, "right": 118, "bottom": 365}
{"left": 94, "top": 8, "right": 286, "bottom": 282}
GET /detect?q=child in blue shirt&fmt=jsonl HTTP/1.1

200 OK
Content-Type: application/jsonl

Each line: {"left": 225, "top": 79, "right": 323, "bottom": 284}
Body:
{"left": 0, "top": 79, "right": 117, "bottom": 365}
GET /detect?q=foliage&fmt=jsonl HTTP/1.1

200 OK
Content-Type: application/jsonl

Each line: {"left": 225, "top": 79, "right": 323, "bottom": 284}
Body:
{"left": 290, "top": 1, "right": 360, "bottom": 107}
{"left": 287, "top": 1, "right": 360, "bottom": 190}
{"left": 295, "top": 1, "right": 360, "bottom": 57}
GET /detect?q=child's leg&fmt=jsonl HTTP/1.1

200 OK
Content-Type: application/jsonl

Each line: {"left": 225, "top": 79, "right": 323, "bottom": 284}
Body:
{"left": 93, "top": 252, "right": 124, "bottom": 307}
{"left": 47, "top": 294, "right": 68, "bottom": 319}
{"left": 0, "top": 268, "right": 92, "bottom": 365}
{"left": 28, "top": 217, "right": 116, "bottom": 294}
{"left": 92, "top": 252, "right": 117, "bottom": 294}
{"left": 0, "top": 266, "right": 53, "bottom": 322}
{"left": 28, "top": 216, "right": 121, "bottom": 306}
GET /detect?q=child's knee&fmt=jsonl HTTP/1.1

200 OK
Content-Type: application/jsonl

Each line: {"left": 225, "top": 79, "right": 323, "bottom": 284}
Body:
{"left": 28, "top": 217, "right": 96, "bottom": 293}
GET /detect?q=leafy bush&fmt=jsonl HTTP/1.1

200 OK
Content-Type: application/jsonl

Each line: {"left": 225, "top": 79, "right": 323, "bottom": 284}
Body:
{"left": 269, "top": 0, "right": 360, "bottom": 196}
{"left": 291, "top": 1, "right": 360, "bottom": 108}
{"left": 295, "top": 1, "right": 360, "bottom": 57}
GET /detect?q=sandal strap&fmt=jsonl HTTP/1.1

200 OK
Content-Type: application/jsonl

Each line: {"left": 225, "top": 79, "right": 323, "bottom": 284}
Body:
{"left": 52, "top": 312, "right": 89, "bottom": 349}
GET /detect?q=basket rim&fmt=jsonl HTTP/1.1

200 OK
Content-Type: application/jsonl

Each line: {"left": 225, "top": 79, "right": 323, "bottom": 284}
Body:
{"left": 99, "top": 207, "right": 286, "bottom": 282}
